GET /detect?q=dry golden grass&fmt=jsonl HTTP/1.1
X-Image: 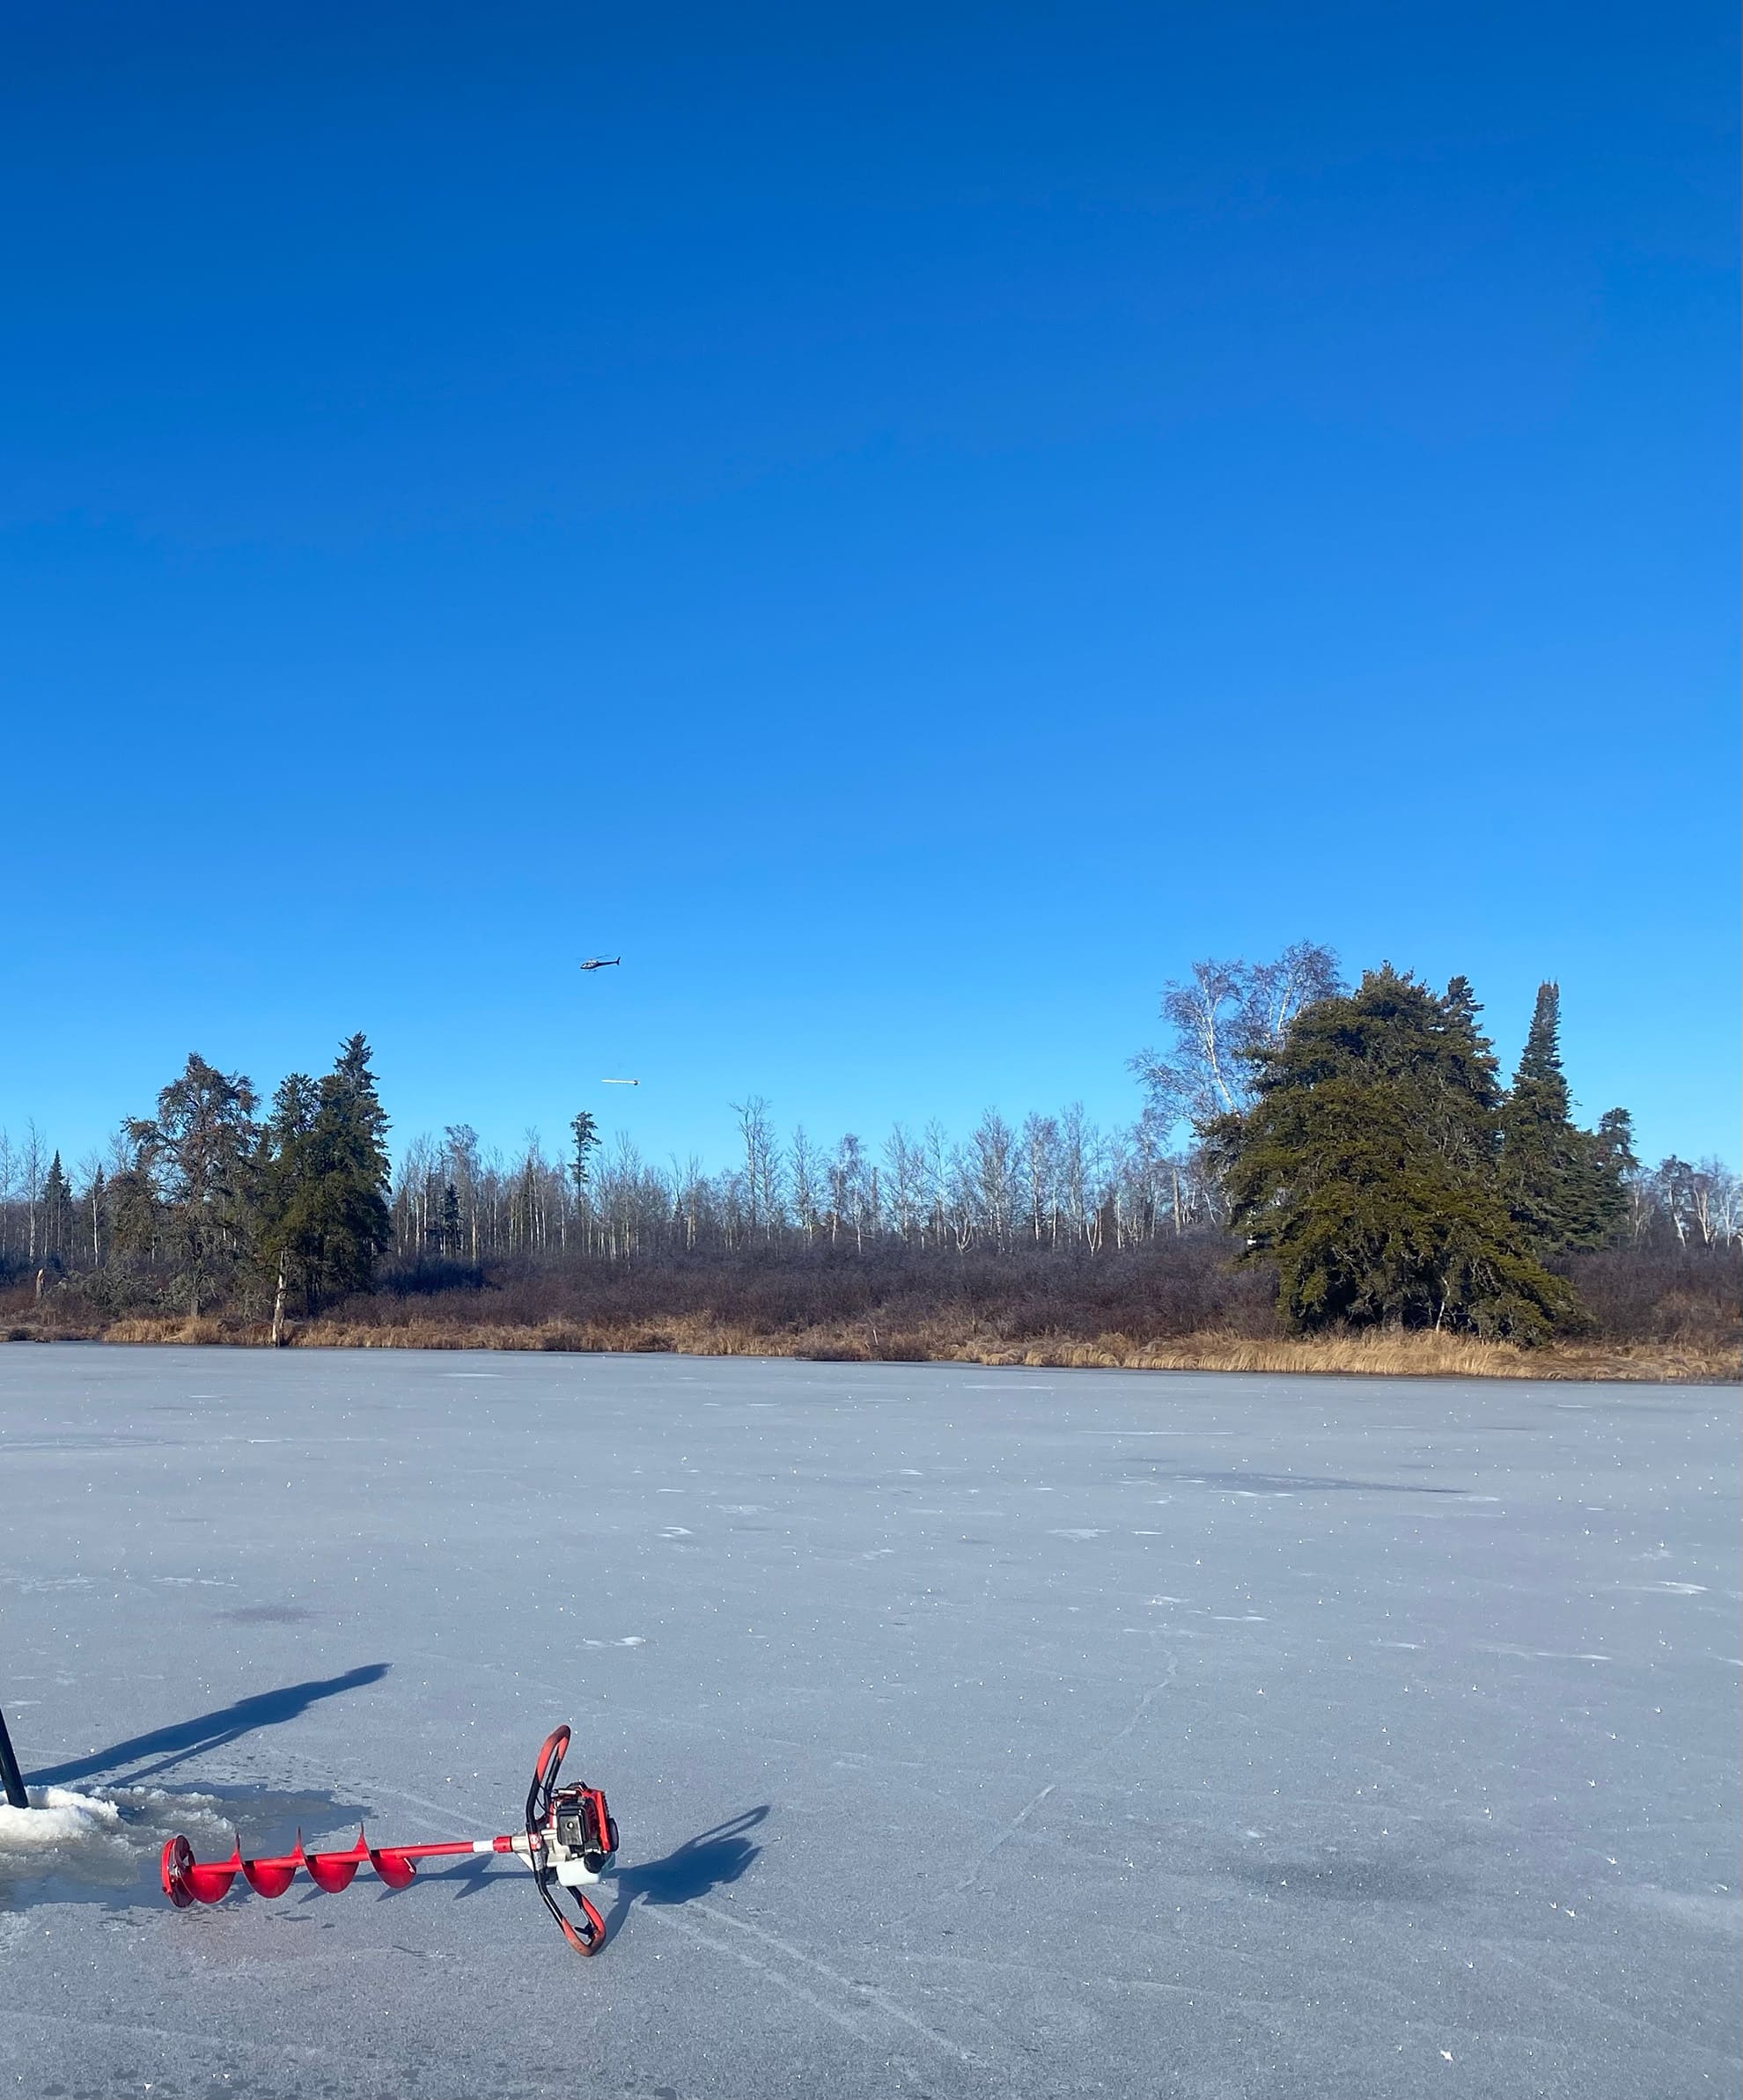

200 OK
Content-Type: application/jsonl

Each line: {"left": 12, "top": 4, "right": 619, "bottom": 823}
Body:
{"left": 102, "top": 1316, "right": 232, "bottom": 1347}
{"left": 64, "top": 1310, "right": 1737, "bottom": 1382}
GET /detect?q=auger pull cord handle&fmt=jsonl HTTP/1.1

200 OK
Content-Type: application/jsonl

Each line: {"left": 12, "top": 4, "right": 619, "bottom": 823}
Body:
{"left": 159, "top": 1723, "right": 619, "bottom": 1959}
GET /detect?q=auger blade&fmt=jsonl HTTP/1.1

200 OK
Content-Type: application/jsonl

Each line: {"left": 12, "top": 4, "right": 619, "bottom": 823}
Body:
{"left": 367, "top": 1839, "right": 418, "bottom": 1890}
{"left": 239, "top": 1835, "right": 300, "bottom": 1898}
{"left": 303, "top": 1828, "right": 368, "bottom": 1893}
{"left": 161, "top": 1835, "right": 197, "bottom": 1906}
{"left": 160, "top": 1833, "right": 245, "bottom": 1906}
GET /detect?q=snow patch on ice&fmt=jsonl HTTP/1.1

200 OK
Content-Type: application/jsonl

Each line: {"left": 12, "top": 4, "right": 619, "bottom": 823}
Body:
{"left": 0, "top": 1783, "right": 240, "bottom": 1897}
{"left": 0, "top": 1788, "right": 122, "bottom": 1853}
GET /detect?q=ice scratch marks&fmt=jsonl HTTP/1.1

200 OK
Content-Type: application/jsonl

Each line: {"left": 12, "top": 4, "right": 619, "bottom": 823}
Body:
{"left": 645, "top": 1904, "right": 872, "bottom": 2042}
{"left": 1147, "top": 1596, "right": 1269, "bottom": 1629}
{"left": 1154, "top": 1469, "right": 1473, "bottom": 1498}
{"left": 645, "top": 1898, "right": 981, "bottom": 2066}
{"left": 952, "top": 1662, "right": 1180, "bottom": 1898}
{"left": 1048, "top": 1528, "right": 1107, "bottom": 1541}
{"left": 1480, "top": 1644, "right": 1611, "bottom": 1663}
{"left": 1629, "top": 1886, "right": 1743, "bottom": 1937}
{"left": 1481, "top": 1942, "right": 1726, "bottom": 2053}
{"left": 952, "top": 1781, "right": 1056, "bottom": 1896}
{"left": 695, "top": 1899, "right": 980, "bottom": 2063}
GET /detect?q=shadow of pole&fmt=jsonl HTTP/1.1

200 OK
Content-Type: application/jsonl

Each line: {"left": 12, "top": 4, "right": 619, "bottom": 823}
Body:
{"left": 26, "top": 1664, "right": 393, "bottom": 1788}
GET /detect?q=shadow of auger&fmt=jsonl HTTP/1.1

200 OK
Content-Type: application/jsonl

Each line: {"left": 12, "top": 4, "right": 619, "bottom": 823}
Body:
{"left": 599, "top": 1805, "right": 769, "bottom": 1938}
{"left": 27, "top": 1664, "right": 393, "bottom": 1788}
{"left": 417, "top": 1803, "right": 770, "bottom": 1927}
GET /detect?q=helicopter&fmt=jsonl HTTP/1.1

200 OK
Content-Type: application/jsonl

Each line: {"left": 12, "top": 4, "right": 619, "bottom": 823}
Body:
{"left": 579, "top": 957, "right": 621, "bottom": 972}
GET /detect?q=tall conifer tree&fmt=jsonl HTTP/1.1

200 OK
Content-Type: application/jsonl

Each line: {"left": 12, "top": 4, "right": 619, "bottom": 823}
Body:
{"left": 127, "top": 1054, "right": 261, "bottom": 1316}
{"left": 256, "top": 1041, "right": 393, "bottom": 1315}
{"left": 1498, "top": 984, "right": 1626, "bottom": 1250}
{"left": 1216, "top": 967, "right": 1572, "bottom": 1340}
{"left": 40, "top": 1152, "right": 74, "bottom": 1261}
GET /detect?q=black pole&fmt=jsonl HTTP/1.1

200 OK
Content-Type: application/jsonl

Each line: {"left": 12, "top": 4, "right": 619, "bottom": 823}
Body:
{"left": 0, "top": 1699, "right": 28, "bottom": 1809}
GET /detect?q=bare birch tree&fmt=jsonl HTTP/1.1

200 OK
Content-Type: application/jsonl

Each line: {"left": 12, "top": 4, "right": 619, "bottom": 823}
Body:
{"left": 1130, "top": 941, "right": 1342, "bottom": 1138}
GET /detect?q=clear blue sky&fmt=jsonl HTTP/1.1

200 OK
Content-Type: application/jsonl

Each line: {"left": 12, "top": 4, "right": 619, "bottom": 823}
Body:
{"left": 3, "top": 1, "right": 1736, "bottom": 1178}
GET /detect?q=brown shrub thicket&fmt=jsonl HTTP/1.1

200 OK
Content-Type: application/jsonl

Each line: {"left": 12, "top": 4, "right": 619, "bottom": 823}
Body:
{"left": 5, "top": 1237, "right": 1736, "bottom": 1381}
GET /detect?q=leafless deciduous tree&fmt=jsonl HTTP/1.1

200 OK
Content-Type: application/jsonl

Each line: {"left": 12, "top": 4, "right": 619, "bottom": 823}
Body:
{"left": 732, "top": 1096, "right": 783, "bottom": 1243}
{"left": 1130, "top": 941, "right": 1343, "bottom": 1138}
{"left": 789, "top": 1126, "right": 821, "bottom": 1243}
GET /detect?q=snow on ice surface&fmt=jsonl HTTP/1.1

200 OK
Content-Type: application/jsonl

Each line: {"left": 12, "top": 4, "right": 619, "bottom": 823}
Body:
{"left": 0, "top": 1347, "right": 1738, "bottom": 2100}
{"left": 0, "top": 1783, "right": 271, "bottom": 1908}
{"left": 0, "top": 1785, "right": 121, "bottom": 1851}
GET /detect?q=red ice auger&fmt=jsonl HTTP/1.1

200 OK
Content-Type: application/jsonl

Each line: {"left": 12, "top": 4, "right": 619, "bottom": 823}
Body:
{"left": 159, "top": 1725, "right": 619, "bottom": 1957}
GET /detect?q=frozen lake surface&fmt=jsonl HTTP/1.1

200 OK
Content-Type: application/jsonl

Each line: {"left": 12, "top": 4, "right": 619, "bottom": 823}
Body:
{"left": 2, "top": 1346, "right": 1738, "bottom": 2099}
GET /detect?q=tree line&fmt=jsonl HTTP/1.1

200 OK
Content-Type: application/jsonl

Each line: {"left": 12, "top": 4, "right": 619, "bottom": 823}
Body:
{"left": 0, "top": 947, "right": 1737, "bottom": 1340}
{"left": 0, "top": 1035, "right": 392, "bottom": 1339}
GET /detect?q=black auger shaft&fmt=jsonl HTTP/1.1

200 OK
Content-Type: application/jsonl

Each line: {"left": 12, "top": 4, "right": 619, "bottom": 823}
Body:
{"left": 0, "top": 1697, "right": 28, "bottom": 1810}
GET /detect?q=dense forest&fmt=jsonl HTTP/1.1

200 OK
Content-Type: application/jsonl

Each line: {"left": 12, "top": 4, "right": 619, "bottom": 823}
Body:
{"left": 2, "top": 946, "right": 1737, "bottom": 1367}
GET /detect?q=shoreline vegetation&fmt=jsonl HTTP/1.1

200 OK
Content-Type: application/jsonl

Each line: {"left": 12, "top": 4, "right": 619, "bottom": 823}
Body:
{"left": 5, "top": 954, "right": 1738, "bottom": 1385}
{"left": 2, "top": 1314, "right": 1732, "bottom": 1384}
{"left": 5, "top": 1273, "right": 1734, "bottom": 1383}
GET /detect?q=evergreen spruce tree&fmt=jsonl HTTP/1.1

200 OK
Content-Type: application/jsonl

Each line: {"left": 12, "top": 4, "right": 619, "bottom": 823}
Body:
{"left": 106, "top": 1146, "right": 162, "bottom": 1264}
{"left": 1595, "top": 1107, "right": 1638, "bottom": 1178}
{"left": 127, "top": 1054, "right": 261, "bottom": 1316}
{"left": 1217, "top": 966, "right": 1573, "bottom": 1340}
{"left": 439, "top": 1181, "right": 462, "bottom": 1256}
{"left": 257, "top": 1042, "right": 393, "bottom": 1318}
{"left": 570, "top": 1111, "right": 600, "bottom": 1196}
{"left": 40, "top": 1152, "right": 74, "bottom": 1263}
{"left": 256, "top": 1075, "right": 317, "bottom": 1337}
{"left": 1590, "top": 1107, "right": 1638, "bottom": 1241}
{"left": 1497, "top": 983, "right": 1624, "bottom": 1251}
